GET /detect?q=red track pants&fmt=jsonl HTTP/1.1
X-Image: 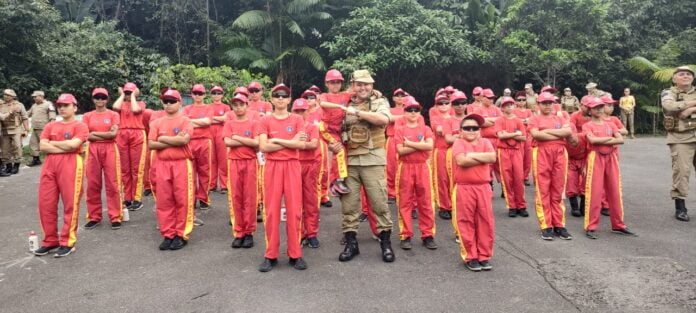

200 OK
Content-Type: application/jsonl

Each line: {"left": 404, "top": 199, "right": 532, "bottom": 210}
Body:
{"left": 117, "top": 129, "right": 146, "bottom": 202}
{"left": 532, "top": 145, "right": 568, "bottom": 229}
{"left": 263, "top": 159, "right": 303, "bottom": 259}
{"left": 584, "top": 151, "right": 626, "bottom": 231}
{"left": 432, "top": 147, "right": 453, "bottom": 211}
{"left": 143, "top": 145, "right": 151, "bottom": 191}
{"left": 566, "top": 158, "right": 585, "bottom": 197}
{"left": 396, "top": 161, "right": 436, "bottom": 240}
{"left": 38, "top": 153, "right": 84, "bottom": 247}
{"left": 210, "top": 125, "right": 227, "bottom": 190}
{"left": 498, "top": 148, "right": 527, "bottom": 210}
{"left": 452, "top": 184, "right": 494, "bottom": 262}
{"left": 154, "top": 159, "right": 194, "bottom": 240}
{"left": 189, "top": 138, "right": 211, "bottom": 204}
{"left": 523, "top": 136, "right": 532, "bottom": 180}
{"left": 85, "top": 142, "right": 123, "bottom": 223}
{"left": 301, "top": 160, "right": 322, "bottom": 238}
{"left": 227, "top": 158, "right": 258, "bottom": 238}
{"left": 320, "top": 141, "right": 330, "bottom": 203}
{"left": 386, "top": 137, "right": 398, "bottom": 199}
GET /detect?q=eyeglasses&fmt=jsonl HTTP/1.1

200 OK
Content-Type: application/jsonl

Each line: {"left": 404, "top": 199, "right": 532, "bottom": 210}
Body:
{"left": 162, "top": 99, "right": 178, "bottom": 105}
{"left": 405, "top": 108, "right": 421, "bottom": 113}
{"left": 461, "top": 126, "right": 480, "bottom": 132}
{"left": 93, "top": 96, "right": 108, "bottom": 101}
{"left": 249, "top": 89, "right": 261, "bottom": 93}
{"left": 305, "top": 96, "right": 316, "bottom": 100}
{"left": 192, "top": 92, "right": 205, "bottom": 96}
{"left": 211, "top": 92, "right": 223, "bottom": 95}
{"left": 452, "top": 101, "right": 466, "bottom": 106}
{"left": 272, "top": 93, "right": 290, "bottom": 99}
{"left": 436, "top": 101, "right": 450, "bottom": 106}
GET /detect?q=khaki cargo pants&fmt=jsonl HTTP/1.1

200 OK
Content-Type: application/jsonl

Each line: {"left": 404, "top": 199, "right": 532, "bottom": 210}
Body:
{"left": 341, "top": 165, "right": 393, "bottom": 233}
{"left": 29, "top": 128, "right": 42, "bottom": 157}
{"left": 670, "top": 142, "right": 696, "bottom": 199}
{"left": 1, "top": 132, "right": 23, "bottom": 163}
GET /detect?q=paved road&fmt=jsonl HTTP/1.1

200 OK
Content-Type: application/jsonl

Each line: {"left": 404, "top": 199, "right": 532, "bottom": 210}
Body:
{"left": 1, "top": 137, "right": 695, "bottom": 312}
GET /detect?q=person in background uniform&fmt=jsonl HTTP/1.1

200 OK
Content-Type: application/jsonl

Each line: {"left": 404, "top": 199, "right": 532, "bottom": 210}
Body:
{"left": 561, "top": 88, "right": 580, "bottom": 113}
{"left": 141, "top": 108, "right": 155, "bottom": 197}
{"left": 496, "top": 97, "right": 528, "bottom": 217}
{"left": 661, "top": 66, "right": 696, "bottom": 222}
{"left": 386, "top": 88, "right": 407, "bottom": 203}
{"left": 0, "top": 89, "right": 29, "bottom": 175}
{"left": 209, "top": 85, "right": 231, "bottom": 193}
{"left": 182, "top": 84, "right": 213, "bottom": 211}
{"left": 513, "top": 92, "right": 533, "bottom": 186}
{"left": 586, "top": 82, "right": 610, "bottom": 98}
{"left": 473, "top": 89, "right": 502, "bottom": 187}
{"left": 566, "top": 122, "right": 587, "bottom": 218}
{"left": 247, "top": 81, "right": 272, "bottom": 117}
{"left": 301, "top": 89, "right": 331, "bottom": 208}
{"left": 27, "top": 90, "right": 56, "bottom": 167}
{"left": 619, "top": 88, "right": 636, "bottom": 139}
{"left": 524, "top": 83, "right": 538, "bottom": 111}
{"left": 495, "top": 88, "right": 512, "bottom": 107}
{"left": 113, "top": 82, "right": 147, "bottom": 212}
{"left": 33, "top": 93, "right": 88, "bottom": 258}
{"left": 430, "top": 94, "right": 455, "bottom": 219}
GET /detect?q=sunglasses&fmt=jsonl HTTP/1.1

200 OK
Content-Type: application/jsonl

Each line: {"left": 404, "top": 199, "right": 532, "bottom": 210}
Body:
{"left": 461, "top": 126, "right": 480, "bottom": 132}
{"left": 436, "top": 101, "right": 450, "bottom": 106}
{"left": 452, "top": 101, "right": 466, "bottom": 106}
{"left": 326, "top": 81, "right": 342, "bottom": 85}
{"left": 293, "top": 109, "right": 307, "bottom": 114}
{"left": 192, "top": 92, "right": 205, "bottom": 96}
{"left": 249, "top": 89, "right": 261, "bottom": 93}
{"left": 539, "top": 102, "right": 554, "bottom": 106}
{"left": 93, "top": 96, "right": 108, "bottom": 101}
{"left": 55, "top": 103, "right": 72, "bottom": 108}
{"left": 405, "top": 108, "right": 421, "bottom": 113}
{"left": 211, "top": 92, "right": 223, "bottom": 95}
{"left": 162, "top": 99, "right": 178, "bottom": 105}
{"left": 272, "top": 93, "right": 290, "bottom": 99}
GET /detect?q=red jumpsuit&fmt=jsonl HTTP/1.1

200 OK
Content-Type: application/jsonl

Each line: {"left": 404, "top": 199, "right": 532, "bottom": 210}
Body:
{"left": 248, "top": 100, "right": 272, "bottom": 116}
{"left": 307, "top": 108, "right": 329, "bottom": 203}
{"left": 565, "top": 126, "right": 587, "bottom": 198}
{"left": 258, "top": 114, "right": 305, "bottom": 259}
{"left": 495, "top": 116, "right": 527, "bottom": 210}
{"left": 115, "top": 100, "right": 147, "bottom": 203}
{"left": 209, "top": 102, "right": 231, "bottom": 190}
{"left": 513, "top": 108, "right": 533, "bottom": 180}
{"left": 38, "top": 120, "right": 89, "bottom": 247}
{"left": 142, "top": 109, "right": 153, "bottom": 192}
{"left": 299, "top": 122, "right": 323, "bottom": 239}
{"left": 582, "top": 120, "right": 627, "bottom": 231}
{"left": 451, "top": 138, "right": 495, "bottom": 262}
{"left": 395, "top": 123, "right": 436, "bottom": 240}
{"left": 529, "top": 115, "right": 569, "bottom": 229}
{"left": 84, "top": 110, "right": 123, "bottom": 223}
{"left": 386, "top": 106, "right": 404, "bottom": 199}
{"left": 147, "top": 110, "right": 167, "bottom": 196}
{"left": 223, "top": 117, "right": 260, "bottom": 239}
{"left": 319, "top": 92, "right": 352, "bottom": 183}
{"left": 473, "top": 105, "right": 502, "bottom": 182}
{"left": 430, "top": 114, "right": 454, "bottom": 212}
{"left": 149, "top": 114, "right": 195, "bottom": 240}
{"left": 182, "top": 104, "right": 213, "bottom": 205}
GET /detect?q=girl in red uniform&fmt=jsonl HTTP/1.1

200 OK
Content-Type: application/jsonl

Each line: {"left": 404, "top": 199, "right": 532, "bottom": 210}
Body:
{"left": 566, "top": 124, "right": 588, "bottom": 218}
{"left": 430, "top": 94, "right": 455, "bottom": 219}
{"left": 34, "top": 93, "right": 89, "bottom": 257}
{"left": 582, "top": 97, "right": 636, "bottom": 239}
{"left": 451, "top": 114, "right": 497, "bottom": 271}
{"left": 84, "top": 88, "right": 123, "bottom": 230}
{"left": 247, "top": 81, "right": 272, "bottom": 117}
{"left": 224, "top": 94, "right": 260, "bottom": 249}
{"left": 386, "top": 88, "right": 407, "bottom": 202}
{"left": 513, "top": 92, "right": 534, "bottom": 186}
{"left": 496, "top": 97, "right": 528, "bottom": 217}
{"left": 209, "top": 86, "right": 231, "bottom": 192}
{"left": 114, "top": 82, "right": 147, "bottom": 212}
{"left": 258, "top": 84, "right": 308, "bottom": 272}
{"left": 529, "top": 92, "right": 573, "bottom": 241}
{"left": 473, "top": 89, "right": 502, "bottom": 186}
{"left": 301, "top": 89, "right": 331, "bottom": 207}
{"left": 182, "top": 84, "right": 213, "bottom": 210}
{"left": 148, "top": 89, "right": 195, "bottom": 251}
{"left": 319, "top": 69, "right": 352, "bottom": 195}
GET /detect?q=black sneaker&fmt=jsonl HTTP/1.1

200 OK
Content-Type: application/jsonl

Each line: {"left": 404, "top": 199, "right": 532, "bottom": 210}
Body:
{"left": 585, "top": 230, "right": 598, "bottom": 239}
{"left": 199, "top": 201, "right": 210, "bottom": 210}
{"left": 307, "top": 237, "right": 320, "bottom": 248}
{"left": 259, "top": 258, "right": 278, "bottom": 272}
{"left": 517, "top": 209, "right": 529, "bottom": 217}
{"left": 422, "top": 236, "right": 438, "bottom": 250}
{"left": 387, "top": 197, "right": 396, "bottom": 204}
{"left": 524, "top": 179, "right": 530, "bottom": 186}
{"left": 412, "top": 209, "right": 418, "bottom": 219}
{"left": 438, "top": 210, "right": 452, "bottom": 220}
{"left": 111, "top": 222, "right": 122, "bottom": 230}
{"left": 256, "top": 209, "right": 263, "bottom": 223}
{"left": 159, "top": 237, "right": 173, "bottom": 250}
{"left": 465, "top": 260, "right": 482, "bottom": 271}
{"left": 289, "top": 257, "right": 308, "bottom": 270}
{"left": 400, "top": 238, "right": 412, "bottom": 250}
{"left": 321, "top": 200, "right": 333, "bottom": 208}
{"left": 611, "top": 227, "right": 637, "bottom": 236}
{"left": 358, "top": 213, "right": 368, "bottom": 222}
{"left": 242, "top": 235, "right": 254, "bottom": 248}
{"left": 479, "top": 260, "right": 492, "bottom": 271}
{"left": 129, "top": 201, "right": 143, "bottom": 211}
{"left": 601, "top": 208, "right": 610, "bottom": 216}
{"left": 84, "top": 221, "right": 100, "bottom": 229}
{"left": 541, "top": 228, "right": 554, "bottom": 240}
{"left": 231, "top": 237, "right": 244, "bottom": 249}
{"left": 508, "top": 209, "right": 518, "bottom": 218}
{"left": 123, "top": 201, "right": 132, "bottom": 210}
{"left": 210, "top": 187, "right": 218, "bottom": 193}
{"left": 33, "top": 245, "right": 59, "bottom": 256}
{"left": 219, "top": 188, "right": 227, "bottom": 194}
{"left": 554, "top": 227, "right": 572, "bottom": 240}
{"left": 169, "top": 236, "right": 187, "bottom": 250}
{"left": 501, "top": 191, "right": 505, "bottom": 198}
{"left": 143, "top": 189, "right": 152, "bottom": 196}
{"left": 54, "top": 246, "right": 75, "bottom": 258}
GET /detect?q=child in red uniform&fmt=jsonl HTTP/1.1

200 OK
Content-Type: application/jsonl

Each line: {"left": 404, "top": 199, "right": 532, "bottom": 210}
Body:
{"left": 209, "top": 85, "right": 231, "bottom": 192}
{"left": 114, "top": 82, "right": 147, "bottom": 211}
{"left": 247, "top": 81, "right": 272, "bottom": 117}
{"left": 395, "top": 97, "right": 438, "bottom": 250}
{"left": 319, "top": 69, "right": 352, "bottom": 195}
{"left": 182, "top": 84, "right": 213, "bottom": 210}
{"left": 451, "top": 114, "right": 497, "bottom": 271}
{"left": 292, "top": 98, "right": 323, "bottom": 249}
{"left": 473, "top": 89, "right": 502, "bottom": 186}
{"left": 529, "top": 92, "right": 573, "bottom": 241}
{"left": 386, "top": 88, "right": 407, "bottom": 202}
{"left": 513, "top": 92, "right": 534, "bottom": 186}
{"left": 149, "top": 89, "right": 195, "bottom": 251}
{"left": 301, "top": 89, "right": 331, "bottom": 207}
{"left": 34, "top": 93, "right": 89, "bottom": 257}
{"left": 84, "top": 88, "right": 123, "bottom": 230}
{"left": 566, "top": 124, "right": 588, "bottom": 218}
{"left": 496, "top": 96, "right": 528, "bottom": 217}
{"left": 258, "top": 84, "right": 308, "bottom": 272}
{"left": 430, "top": 94, "right": 455, "bottom": 219}
{"left": 582, "top": 97, "right": 636, "bottom": 239}
{"left": 224, "top": 94, "right": 260, "bottom": 249}
{"left": 142, "top": 108, "right": 154, "bottom": 196}
{"left": 148, "top": 109, "right": 167, "bottom": 197}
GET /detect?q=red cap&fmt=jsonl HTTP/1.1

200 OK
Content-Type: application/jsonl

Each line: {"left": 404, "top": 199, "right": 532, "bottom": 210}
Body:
{"left": 600, "top": 95, "right": 617, "bottom": 105}
{"left": 325, "top": 69, "right": 344, "bottom": 82}
{"left": 403, "top": 96, "right": 421, "bottom": 110}
{"left": 247, "top": 81, "right": 263, "bottom": 90}
{"left": 160, "top": 89, "right": 182, "bottom": 101}
{"left": 540, "top": 85, "right": 557, "bottom": 93}
{"left": 271, "top": 84, "right": 291, "bottom": 94}
{"left": 515, "top": 91, "right": 527, "bottom": 99}
{"left": 191, "top": 84, "right": 206, "bottom": 93}
{"left": 92, "top": 88, "right": 108, "bottom": 97}
{"left": 450, "top": 91, "right": 468, "bottom": 102}
{"left": 393, "top": 88, "right": 406, "bottom": 96}
{"left": 463, "top": 114, "right": 485, "bottom": 127}
{"left": 472, "top": 86, "right": 483, "bottom": 96}
{"left": 582, "top": 96, "right": 603, "bottom": 108}
{"left": 481, "top": 88, "right": 495, "bottom": 99}
{"left": 301, "top": 90, "right": 317, "bottom": 98}
{"left": 234, "top": 86, "right": 250, "bottom": 97}
{"left": 231, "top": 94, "right": 248, "bottom": 104}
{"left": 435, "top": 94, "right": 450, "bottom": 103}
{"left": 56, "top": 93, "right": 77, "bottom": 105}
{"left": 444, "top": 86, "right": 455, "bottom": 93}
{"left": 500, "top": 96, "right": 515, "bottom": 106}
{"left": 292, "top": 98, "right": 310, "bottom": 111}
{"left": 123, "top": 82, "right": 138, "bottom": 92}
{"left": 308, "top": 85, "right": 321, "bottom": 93}
{"left": 538, "top": 92, "right": 555, "bottom": 103}
{"left": 435, "top": 88, "right": 446, "bottom": 97}
{"left": 211, "top": 86, "right": 224, "bottom": 93}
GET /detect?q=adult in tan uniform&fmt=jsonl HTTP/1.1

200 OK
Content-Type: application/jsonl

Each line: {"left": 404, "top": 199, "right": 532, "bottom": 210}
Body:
{"left": 338, "top": 70, "right": 395, "bottom": 263}
{"left": 27, "top": 91, "right": 56, "bottom": 166}
{"left": 661, "top": 66, "right": 696, "bottom": 222}
{"left": 0, "top": 89, "right": 29, "bottom": 175}
{"left": 620, "top": 88, "right": 636, "bottom": 139}
{"left": 524, "top": 83, "right": 537, "bottom": 111}
{"left": 561, "top": 87, "right": 580, "bottom": 113}
{"left": 586, "top": 82, "right": 611, "bottom": 98}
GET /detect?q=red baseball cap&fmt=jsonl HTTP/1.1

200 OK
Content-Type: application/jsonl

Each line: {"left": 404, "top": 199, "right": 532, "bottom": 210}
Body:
{"left": 600, "top": 95, "right": 618, "bottom": 105}
{"left": 541, "top": 85, "right": 557, "bottom": 93}
{"left": 234, "top": 86, "right": 250, "bottom": 97}
{"left": 271, "top": 84, "right": 291, "bottom": 94}
{"left": 160, "top": 89, "right": 182, "bottom": 101}
{"left": 450, "top": 91, "right": 468, "bottom": 102}
{"left": 500, "top": 96, "right": 515, "bottom": 106}
{"left": 191, "top": 84, "right": 206, "bottom": 93}
{"left": 248, "top": 81, "right": 263, "bottom": 90}
{"left": 481, "top": 88, "right": 495, "bottom": 99}
{"left": 123, "top": 82, "right": 138, "bottom": 92}
{"left": 308, "top": 85, "right": 322, "bottom": 93}
{"left": 393, "top": 88, "right": 406, "bottom": 96}
{"left": 325, "top": 69, "right": 344, "bottom": 82}
{"left": 435, "top": 88, "right": 446, "bottom": 97}
{"left": 211, "top": 86, "right": 224, "bottom": 93}
{"left": 435, "top": 94, "right": 450, "bottom": 103}
{"left": 231, "top": 94, "right": 248, "bottom": 104}
{"left": 92, "top": 88, "right": 108, "bottom": 97}
{"left": 472, "top": 86, "right": 483, "bottom": 96}
{"left": 582, "top": 96, "right": 603, "bottom": 108}
{"left": 292, "top": 98, "right": 310, "bottom": 111}
{"left": 538, "top": 92, "right": 556, "bottom": 103}
{"left": 300, "top": 90, "right": 317, "bottom": 98}
{"left": 515, "top": 91, "right": 527, "bottom": 100}
{"left": 463, "top": 114, "right": 485, "bottom": 127}
{"left": 444, "top": 86, "right": 455, "bottom": 93}
{"left": 403, "top": 96, "right": 421, "bottom": 110}
{"left": 56, "top": 93, "right": 77, "bottom": 105}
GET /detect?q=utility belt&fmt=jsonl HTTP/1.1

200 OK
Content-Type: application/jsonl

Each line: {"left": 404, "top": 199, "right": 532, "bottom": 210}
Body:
{"left": 1, "top": 113, "right": 18, "bottom": 128}
{"left": 344, "top": 122, "right": 386, "bottom": 150}
{"left": 664, "top": 115, "right": 696, "bottom": 132}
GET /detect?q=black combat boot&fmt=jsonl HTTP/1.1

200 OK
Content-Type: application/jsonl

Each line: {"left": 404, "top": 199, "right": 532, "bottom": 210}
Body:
{"left": 569, "top": 197, "right": 581, "bottom": 217}
{"left": 338, "top": 231, "right": 359, "bottom": 262}
{"left": 0, "top": 163, "right": 9, "bottom": 177}
{"left": 378, "top": 230, "right": 395, "bottom": 263}
{"left": 675, "top": 198, "right": 690, "bottom": 222}
{"left": 10, "top": 163, "right": 19, "bottom": 174}
{"left": 579, "top": 195, "right": 586, "bottom": 216}
{"left": 28, "top": 156, "right": 41, "bottom": 167}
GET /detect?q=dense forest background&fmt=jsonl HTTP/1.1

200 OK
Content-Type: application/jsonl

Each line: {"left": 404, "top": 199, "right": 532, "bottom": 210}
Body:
{"left": 2, "top": 0, "right": 695, "bottom": 133}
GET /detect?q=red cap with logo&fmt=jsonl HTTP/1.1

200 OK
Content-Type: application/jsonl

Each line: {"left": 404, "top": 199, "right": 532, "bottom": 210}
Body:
{"left": 271, "top": 84, "right": 291, "bottom": 94}
{"left": 600, "top": 95, "right": 617, "bottom": 105}
{"left": 248, "top": 81, "right": 263, "bottom": 90}
{"left": 393, "top": 88, "right": 406, "bottom": 96}
{"left": 481, "top": 88, "right": 495, "bottom": 99}
{"left": 325, "top": 69, "right": 344, "bottom": 82}
{"left": 123, "top": 82, "right": 138, "bottom": 92}
{"left": 403, "top": 96, "right": 421, "bottom": 110}
{"left": 435, "top": 94, "right": 450, "bottom": 103}
{"left": 160, "top": 89, "right": 182, "bottom": 101}
{"left": 231, "top": 94, "right": 248, "bottom": 104}
{"left": 450, "top": 91, "right": 468, "bottom": 102}
{"left": 56, "top": 93, "right": 77, "bottom": 105}
{"left": 211, "top": 86, "right": 224, "bottom": 93}
{"left": 515, "top": 91, "right": 527, "bottom": 99}
{"left": 292, "top": 98, "right": 310, "bottom": 111}
{"left": 308, "top": 85, "right": 321, "bottom": 93}
{"left": 500, "top": 96, "right": 515, "bottom": 106}
{"left": 92, "top": 88, "right": 108, "bottom": 97}
{"left": 538, "top": 92, "right": 556, "bottom": 103}
{"left": 301, "top": 90, "right": 317, "bottom": 98}
{"left": 541, "top": 85, "right": 557, "bottom": 93}
{"left": 435, "top": 88, "right": 446, "bottom": 97}
{"left": 444, "top": 86, "right": 455, "bottom": 93}
{"left": 472, "top": 86, "right": 483, "bottom": 96}
{"left": 191, "top": 84, "right": 206, "bottom": 93}
{"left": 234, "top": 86, "right": 250, "bottom": 97}
{"left": 463, "top": 114, "right": 485, "bottom": 127}
{"left": 581, "top": 96, "right": 603, "bottom": 108}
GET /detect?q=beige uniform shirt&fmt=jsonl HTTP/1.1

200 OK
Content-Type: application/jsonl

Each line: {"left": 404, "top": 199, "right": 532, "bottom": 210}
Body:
{"left": 28, "top": 100, "right": 56, "bottom": 130}
{"left": 345, "top": 95, "right": 391, "bottom": 166}
{"left": 0, "top": 100, "right": 28, "bottom": 135}
{"left": 662, "top": 86, "right": 696, "bottom": 144}
{"left": 561, "top": 96, "right": 579, "bottom": 112}
{"left": 525, "top": 92, "right": 538, "bottom": 110}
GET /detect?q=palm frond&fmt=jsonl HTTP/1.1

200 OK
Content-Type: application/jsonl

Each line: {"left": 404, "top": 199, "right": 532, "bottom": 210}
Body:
{"left": 287, "top": 0, "right": 322, "bottom": 15}
{"left": 627, "top": 57, "right": 661, "bottom": 75}
{"left": 297, "top": 46, "right": 326, "bottom": 70}
{"left": 232, "top": 10, "right": 274, "bottom": 31}
{"left": 249, "top": 58, "right": 276, "bottom": 70}
{"left": 285, "top": 19, "right": 305, "bottom": 39}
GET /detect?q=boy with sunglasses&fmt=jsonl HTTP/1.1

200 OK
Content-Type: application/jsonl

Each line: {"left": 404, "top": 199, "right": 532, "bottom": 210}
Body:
{"left": 209, "top": 86, "right": 231, "bottom": 193}
{"left": 496, "top": 97, "right": 528, "bottom": 218}
{"left": 34, "top": 93, "right": 89, "bottom": 258}
{"left": 149, "top": 89, "right": 195, "bottom": 251}
{"left": 258, "top": 84, "right": 308, "bottom": 272}
{"left": 182, "top": 84, "right": 213, "bottom": 211}
{"left": 113, "top": 82, "right": 147, "bottom": 212}
{"left": 430, "top": 94, "right": 456, "bottom": 220}
{"left": 224, "top": 93, "right": 260, "bottom": 249}
{"left": 473, "top": 89, "right": 502, "bottom": 186}
{"left": 451, "top": 114, "right": 497, "bottom": 271}
{"left": 513, "top": 92, "right": 533, "bottom": 186}
{"left": 247, "top": 81, "right": 272, "bottom": 117}
{"left": 395, "top": 97, "right": 438, "bottom": 250}
{"left": 84, "top": 88, "right": 123, "bottom": 230}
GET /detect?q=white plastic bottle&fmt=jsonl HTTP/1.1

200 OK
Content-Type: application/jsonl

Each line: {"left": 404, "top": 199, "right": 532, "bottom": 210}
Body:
{"left": 122, "top": 207, "right": 130, "bottom": 222}
{"left": 28, "top": 231, "right": 39, "bottom": 252}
